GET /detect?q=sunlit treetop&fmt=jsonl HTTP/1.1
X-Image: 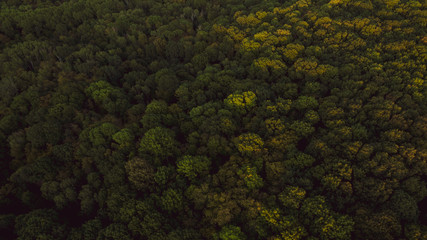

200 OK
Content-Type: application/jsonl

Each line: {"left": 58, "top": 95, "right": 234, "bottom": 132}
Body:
{"left": 224, "top": 91, "right": 257, "bottom": 114}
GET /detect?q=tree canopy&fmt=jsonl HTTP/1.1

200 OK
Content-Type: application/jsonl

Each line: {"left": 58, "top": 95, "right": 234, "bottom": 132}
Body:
{"left": 0, "top": 0, "right": 426, "bottom": 239}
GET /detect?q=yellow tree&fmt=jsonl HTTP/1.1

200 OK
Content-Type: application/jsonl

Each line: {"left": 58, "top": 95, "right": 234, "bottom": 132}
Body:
{"left": 235, "top": 133, "right": 264, "bottom": 156}
{"left": 224, "top": 91, "right": 257, "bottom": 114}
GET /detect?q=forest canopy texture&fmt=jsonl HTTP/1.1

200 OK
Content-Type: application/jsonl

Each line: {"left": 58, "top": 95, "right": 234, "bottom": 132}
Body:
{"left": 0, "top": 0, "right": 426, "bottom": 239}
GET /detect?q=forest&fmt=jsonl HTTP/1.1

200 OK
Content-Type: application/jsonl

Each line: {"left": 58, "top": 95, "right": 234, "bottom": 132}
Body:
{"left": 0, "top": 0, "right": 426, "bottom": 239}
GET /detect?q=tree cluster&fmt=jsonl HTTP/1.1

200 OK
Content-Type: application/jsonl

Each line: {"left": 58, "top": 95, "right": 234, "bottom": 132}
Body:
{"left": 0, "top": 0, "right": 426, "bottom": 239}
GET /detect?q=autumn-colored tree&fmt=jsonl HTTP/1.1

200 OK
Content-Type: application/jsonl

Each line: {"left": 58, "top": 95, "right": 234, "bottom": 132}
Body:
{"left": 125, "top": 157, "right": 155, "bottom": 191}
{"left": 235, "top": 133, "right": 264, "bottom": 156}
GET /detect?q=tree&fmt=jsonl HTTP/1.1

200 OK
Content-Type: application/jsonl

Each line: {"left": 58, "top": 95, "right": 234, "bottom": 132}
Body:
{"left": 167, "top": 228, "right": 202, "bottom": 240}
{"left": 154, "top": 165, "right": 176, "bottom": 186}
{"left": 176, "top": 155, "right": 211, "bottom": 181}
{"left": 125, "top": 157, "right": 155, "bottom": 191}
{"left": 238, "top": 166, "right": 263, "bottom": 190}
{"left": 283, "top": 43, "right": 305, "bottom": 62}
{"left": 304, "top": 110, "right": 320, "bottom": 124}
{"left": 112, "top": 128, "right": 134, "bottom": 148}
{"left": 224, "top": 91, "right": 257, "bottom": 114}
{"left": 354, "top": 209, "right": 401, "bottom": 240}
{"left": 47, "top": 103, "right": 76, "bottom": 123}
{"left": 139, "top": 127, "right": 179, "bottom": 164}
{"left": 97, "top": 223, "right": 132, "bottom": 240}
{"left": 8, "top": 130, "right": 26, "bottom": 162}
{"left": 1, "top": 40, "right": 51, "bottom": 71}
{"left": 289, "top": 121, "right": 315, "bottom": 137}
{"left": 317, "top": 214, "right": 354, "bottom": 240}
{"left": 85, "top": 80, "right": 129, "bottom": 115}
{"left": 141, "top": 100, "right": 173, "bottom": 129}
{"left": 218, "top": 225, "right": 246, "bottom": 240}
{"left": 388, "top": 190, "right": 419, "bottom": 222}
{"left": 301, "top": 196, "right": 330, "bottom": 221}
{"left": 88, "top": 123, "right": 119, "bottom": 147}
{"left": 293, "top": 96, "right": 319, "bottom": 111}
{"left": 160, "top": 188, "right": 184, "bottom": 213}
{"left": 0, "top": 0, "right": 426, "bottom": 239}
{"left": 26, "top": 121, "right": 63, "bottom": 148}
{"left": 15, "top": 209, "right": 67, "bottom": 240}
{"left": 81, "top": 219, "right": 102, "bottom": 240}
{"left": 278, "top": 186, "right": 306, "bottom": 209}
{"left": 154, "top": 68, "right": 180, "bottom": 102}
{"left": 10, "top": 156, "right": 56, "bottom": 185}
{"left": 78, "top": 184, "right": 96, "bottom": 214}
{"left": 235, "top": 133, "right": 264, "bottom": 156}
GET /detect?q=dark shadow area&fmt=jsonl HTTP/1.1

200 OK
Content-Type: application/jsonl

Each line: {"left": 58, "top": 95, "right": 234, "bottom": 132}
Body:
{"left": 419, "top": 197, "right": 427, "bottom": 225}
{"left": 297, "top": 138, "right": 309, "bottom": 152}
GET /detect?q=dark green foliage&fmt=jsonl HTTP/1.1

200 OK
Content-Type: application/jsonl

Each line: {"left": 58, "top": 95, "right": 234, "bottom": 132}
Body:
{"left": 160, "top": 188, "right": 184, "bottom": 213}
{"left": 140, "top": 100, "right": 173, "bottom": 129}
{"left": 10, "top": 156, "right": 56, "bottom": 185}
{"left": 26, "top": 121, "right": 62, "bottom": 148}
{"left": 388, "top": 190, "right": 419, "bottom": 222}
{"left": 88, "top": 123, "right": 119, "bottom": 147}
{"left": 0, "top": 0, "right": 426, "bottom": 239}
{"left": 15, "top": 209, "right": 67, "bottom": 240}
{"left": 97, "top": 223, "right": 132, "bottom": 240}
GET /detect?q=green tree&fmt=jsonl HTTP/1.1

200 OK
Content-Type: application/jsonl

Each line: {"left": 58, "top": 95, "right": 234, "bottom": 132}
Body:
{"left": 139, "top": 127, "right": 179, "bottom": 164}
{"left": 112, "top": 128, "right": 134, "bottom": 148}
{"left": 97, "top": 223, "right": 132, "bottom": 240}
{"left": 278, "top": 186, "right": 306, "bottom": 209}
{"left": 154, "top": 68, "right": 180, "bottom": 102}
{"left": 177, "top": 155, "right": 211, "bottom": 181}
{"left": 289, "top": 121, "right": 315, "bottom": 137}
{"left": 141, "top": 100, "right": 173, "bottom": 129}
{"left": 160, "top": 188, "right": 184, "bottom": 213}
{"left": 85, "top": 80, "right": 129, "bottom": 115}
{"left": 238, "top": 166, "right": 263, "bottom": 190}
{"left": 354, "top": 209, "right": 401, "bottom": 240}
{"left": 26, "top": 121, "right": 63, "bottom": 148}
{"left": 388, "top": 190, "right": 419, "bottom": 222}
{"left": 15, "top": 209, "right": 67, "bottom": 240}
{"left": 293, "top": 96, "right": 319, "bottom": 111}
{"left": 218, "top": 225, "right": 246, "bottom": 240}
{"left": 88, "top": 123, "right": 119, "bottom": 147}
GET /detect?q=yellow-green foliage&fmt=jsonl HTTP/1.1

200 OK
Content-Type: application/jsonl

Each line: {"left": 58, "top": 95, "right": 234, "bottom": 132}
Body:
{"left": 238, "top": 166, "right": 264, "bottom": 190}
{"left": 257, "top": 204, "right": 307, "bottom": 240}
{"left": 253, "top": 57, "right": 287, "bottom": 72}
{"left": 265, "top": 118, "right": 285, "bottom": 134}
{"left": 236, "top": 13, "right": 261, "bottom": 26}
{"left": 241, "top": 38, "right": 261, "bottom": 51}
{"left": 235, "top": 133, "right": 264, "bottom": 156}
{"left": 224, "top": 91, "right": 257, "bottom": 113}
{"left": 322, "top": 174, "right": 342, "bottom": 190}
{"left": 282, "top": 43, "right": 305, "bottom": 61}
{"left": 279, "top": 186, "right": 306, "bottom": 209}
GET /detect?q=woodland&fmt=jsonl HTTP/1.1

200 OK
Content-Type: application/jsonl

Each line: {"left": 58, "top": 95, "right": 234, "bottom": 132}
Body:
{"left": 0, "top": 0, "right": 426, "bottom": 239}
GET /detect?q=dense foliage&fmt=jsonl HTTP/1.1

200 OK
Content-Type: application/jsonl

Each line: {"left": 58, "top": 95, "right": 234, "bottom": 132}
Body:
{"left": 0, "top": 0, "right": 426, "bottom": 239}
